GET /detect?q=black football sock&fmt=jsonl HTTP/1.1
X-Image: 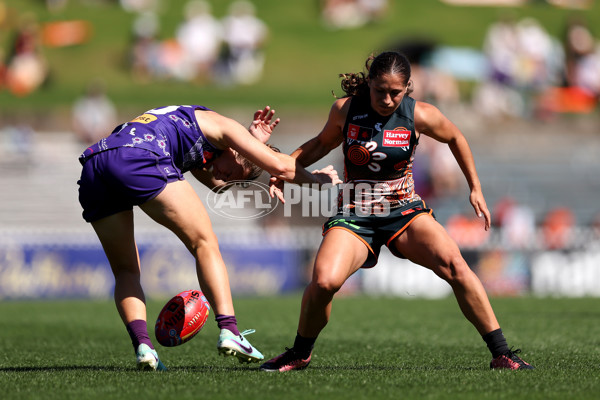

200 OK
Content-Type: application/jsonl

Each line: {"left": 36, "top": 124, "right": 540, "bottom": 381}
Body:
{"left": 482, "top": 328, "right": 510, "bottom": 358}
{"left": 126, "top": 319, "right": 154, "bottom": 351}
{"left": 293, "top": 333, "right": 316, "bottom": 358}
{"left": 215, "top": 314, "right": 240, "bottom": 336}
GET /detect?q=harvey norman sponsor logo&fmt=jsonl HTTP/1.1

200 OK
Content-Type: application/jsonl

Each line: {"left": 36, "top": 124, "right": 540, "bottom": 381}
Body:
{"left": 383, "top": 129, "right": 411, "bottom": 148}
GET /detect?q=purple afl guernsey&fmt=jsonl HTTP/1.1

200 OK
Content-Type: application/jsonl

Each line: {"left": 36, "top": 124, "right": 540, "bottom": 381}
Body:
{"left": 79, "top": 105, "right": 223, "bottom": 172}
{"left": 340, "top": 95, "right": 421, "bottom": 213}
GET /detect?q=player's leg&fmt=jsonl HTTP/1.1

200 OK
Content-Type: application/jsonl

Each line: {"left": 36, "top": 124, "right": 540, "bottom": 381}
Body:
{"left": 92, "top": 210, "right": 143, "bottom": 324}
{"left": 140, "top": 179, "right": 233, "bottom": 315}
{"left": 139, "top": 179, "right": 263, "bottom": 362}
{"left": 392, "top": 214, "right": 498, "bottom": 334}
{"left": 91, "top": 210, "right": 166, "bottom": 371}
{"left": 298, "top": 228, "right": 370, "bottom": 338}
{"left": 261, "top": 228, "right": 369, "bottom": 372}
{"left": 390, "top": 214, "right": 533, "bottom": 369}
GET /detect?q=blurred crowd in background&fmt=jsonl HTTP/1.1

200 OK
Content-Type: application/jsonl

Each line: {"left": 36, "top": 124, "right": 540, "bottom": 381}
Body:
{"left": 0, "top": 0, "right": 269, "bottom": 95}
{"left": 0, "top": 0, "right": 597, "bottom": 118}
{"left": 387, "top": 10, "right": 600, "bottom": 120}
{"left": 127, "top": 0, "right": 268, "bottom": 86}
{"left": 0, "top": 0, "right": 599, "bottom": 250}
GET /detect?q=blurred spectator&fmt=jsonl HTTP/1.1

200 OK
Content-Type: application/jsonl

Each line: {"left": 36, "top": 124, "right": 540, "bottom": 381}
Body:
{"left": 541, "top": 206, "right": 575, "bottom": 250}
{"left": 321, "top": 0, "right": 367, "bottom": 30}
{"left": 534, "top": 15, "right": 599, "bottom": 117}
{"left": 357, "top": 0, "right": 388, "bottom": 23}
{"left": 493, "top": 196, "right": 535, "bottom": 249}
{"left": 390, "top": 38, "right": 461, "bottom": 108}
{"left": 218, "top": 1, "right": 268, "bottom": 86}
{"left": 563, "top": 15, "right": 593, "bottom": 87}
{"left": 482, "top": 12, "right": 519, "bottom": 86}
{"left": 120, "top": 0, "right": 160, "bottom": 13}
{"left": 514, "top": 18, "right": 557, "bottom": 89}
{"left": 72, "top": 79, "right": 117, "bottom": 145}
{"left": 5, "top": 12, "right": 48, "bottom": 97}
{"left": 563, "top": 15, "right": 600, "bottom": 96}
{"left": 175, "top": 0, "right": 222, "bottom": 84}
{"left": 573, "top": 45, "right": 600, "bottom": 96}
{"left": 129, "top": 11, "right": 160, "bottom": 83}
{"left": 320, "top": 0, "right": 388, "bottom": 30}
{"left": 128, "top": 2, "right": 225, "bottom": 84}
{"left": 476, "top": 14, "right": 564, "bottom": 119}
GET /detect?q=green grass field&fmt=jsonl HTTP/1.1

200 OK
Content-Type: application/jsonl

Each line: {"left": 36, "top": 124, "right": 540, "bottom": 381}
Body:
{"left": 1, "top": 295, "right": 599, "bottom": 399}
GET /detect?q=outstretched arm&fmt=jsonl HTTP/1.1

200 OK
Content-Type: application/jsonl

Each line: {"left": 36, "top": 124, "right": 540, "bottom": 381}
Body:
{"left": 196, "top": 109, "right": 342, "bottom": 188}
{"left": 414, "top": 101, "right": 491, "bottom": 230}
{"left": 248, "top": 106, "right": 280, "bottom": 144}
{"left": 268, "top": 98, "right": 348, "bottom": 200}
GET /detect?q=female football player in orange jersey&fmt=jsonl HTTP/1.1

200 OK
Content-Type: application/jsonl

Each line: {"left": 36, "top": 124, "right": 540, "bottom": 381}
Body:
{"left": 260, "top": 52, "right": 533, "bottom": 372}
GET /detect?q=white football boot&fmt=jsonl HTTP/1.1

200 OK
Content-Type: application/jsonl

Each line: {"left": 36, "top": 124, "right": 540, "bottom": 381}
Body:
{"left": 136, "top": 344, "right": 167, "bottom": 371}
{"left": 217, "top": 329, "right": 264, "bottom": 363}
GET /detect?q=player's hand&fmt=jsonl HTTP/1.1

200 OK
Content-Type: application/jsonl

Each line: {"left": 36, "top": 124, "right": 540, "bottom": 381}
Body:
{"left": 249, "top": 106, "right": 280, "bottom": 144}
{"left": 312, "top": 165, "right": 343, "bottom": 188}
{"left": 269, "top": 176, "right": 285, "bottom": 202}
{"left": 470, "top": 189, "right": 491, "bottom": 231}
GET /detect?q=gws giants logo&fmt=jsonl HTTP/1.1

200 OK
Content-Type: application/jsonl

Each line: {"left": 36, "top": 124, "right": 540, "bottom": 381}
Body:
{"left": 206, "top": 181, "right": 278, "bottom": 220}
{"left": 347, "top": 124, "right": 373, "bottom": 141}
{"left": 383, "top": 127, "right": 411, "bottom": 151}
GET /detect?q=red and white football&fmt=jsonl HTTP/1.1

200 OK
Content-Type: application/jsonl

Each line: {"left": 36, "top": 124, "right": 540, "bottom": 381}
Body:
{"left": 154, "top": 289, "right": 211, "bottom": 347}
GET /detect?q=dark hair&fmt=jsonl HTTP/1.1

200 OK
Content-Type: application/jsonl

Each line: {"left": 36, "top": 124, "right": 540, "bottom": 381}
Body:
{"left": 338, "top": 51, "right": 414, "bottom": 98}
{"left": 237, "top": 144, "right": 281, "bottom": 181}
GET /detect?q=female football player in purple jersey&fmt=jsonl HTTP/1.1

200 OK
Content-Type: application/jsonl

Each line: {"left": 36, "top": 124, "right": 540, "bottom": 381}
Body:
{"left": 77, "top": 105, "right": 341, "bottom": 371}
{"left": 260, "top": 52, "right": 533, "bottom": 372}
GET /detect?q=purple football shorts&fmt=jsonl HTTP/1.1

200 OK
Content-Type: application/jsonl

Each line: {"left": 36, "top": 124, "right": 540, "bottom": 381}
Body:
{"left": 78, "top": 147, "right": 184, "bottom": 222}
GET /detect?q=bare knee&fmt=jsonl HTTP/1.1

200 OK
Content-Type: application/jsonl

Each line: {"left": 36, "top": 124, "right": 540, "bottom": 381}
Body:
{"left": 312, "top": 278, "right": 343, "bottom": 297}
{"left": 435, "top": 253, "right": 473, "bottom": 286}
{"left": 189, "top": 233, "right": 221, "bottom": 259}
{"left": 310, "top": 268, "right": 345, "bottom": 297}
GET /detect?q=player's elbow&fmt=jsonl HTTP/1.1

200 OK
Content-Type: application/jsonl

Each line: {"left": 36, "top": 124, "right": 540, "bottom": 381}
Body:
{"left": 267, "top": 155, "right": 297, "bottom": 181}
{"left": 271, "top": 163, "right": 295, "bottom": 182}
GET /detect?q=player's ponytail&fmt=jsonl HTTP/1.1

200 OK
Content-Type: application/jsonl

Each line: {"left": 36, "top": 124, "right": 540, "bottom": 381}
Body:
{"left": 337, "top": 51, "right": 413, "bottom": 98}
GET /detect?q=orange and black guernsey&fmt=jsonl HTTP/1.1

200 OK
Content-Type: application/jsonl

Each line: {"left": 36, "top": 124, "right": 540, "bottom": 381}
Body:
{"left": 339, "top": 95, "right": 421, "bottom": 213}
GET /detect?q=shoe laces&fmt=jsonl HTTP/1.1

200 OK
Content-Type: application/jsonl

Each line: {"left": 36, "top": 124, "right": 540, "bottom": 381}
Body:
{"left": 238, "top": 329, "right": 256, "bottom": 340}
{"left": 506, "top": 347, "right": 521, "bottom": 356}
{"left": 505, "top": 348, "right": 526, "bottom": 363}
{"left": 278, "top": 347, "right": 309, "bottom": 362}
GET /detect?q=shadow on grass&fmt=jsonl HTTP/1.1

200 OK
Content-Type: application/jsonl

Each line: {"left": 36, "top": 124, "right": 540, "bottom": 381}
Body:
{"left": 1, "top": 364, "right": 483, "bottom": 373}
{"left": 0, "top": 366, "right": 128, "bottom": 372}
{"left": 0, "top": 365, "right": 258, "bottom": 373}
{"left": 181, "top": 364, "right": 482, "bottom": 372}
